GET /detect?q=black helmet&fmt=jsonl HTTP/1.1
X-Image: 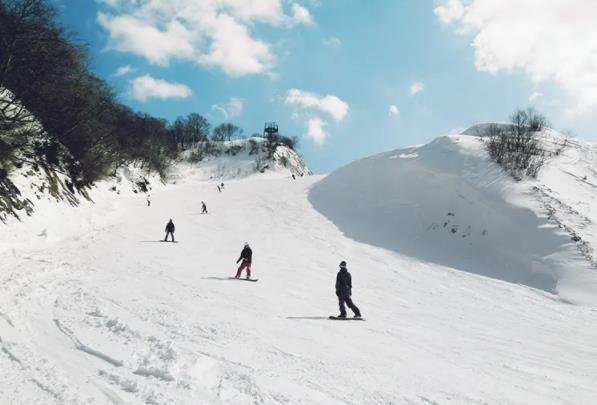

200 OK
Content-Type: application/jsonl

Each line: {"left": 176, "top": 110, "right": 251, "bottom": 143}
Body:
{"left": 339, "top": 260, "right": 347, "bottom": 268}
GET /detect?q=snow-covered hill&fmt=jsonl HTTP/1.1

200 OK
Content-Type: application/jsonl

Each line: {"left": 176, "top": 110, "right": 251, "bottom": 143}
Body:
{"left": 0, "top": 88, "right": 78, "bottom": 222}
{"left": 1, "top": 130, "right": 597, "bottom": 404}
{"left": 310, "top": 130, "right": 597, "bottom": 306}
{"left": 176, "top": 137, "right": 311, "bottom": 181}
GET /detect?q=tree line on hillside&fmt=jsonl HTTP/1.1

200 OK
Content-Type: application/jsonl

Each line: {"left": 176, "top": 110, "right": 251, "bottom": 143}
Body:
{"left": 0, "top": 0, "right": 178, "bottom": 189}
{"left": 0, "top": 0, "right": 298, "bottom": 194}
{"left": 170, "top": 114, "right": 298, "bottom": 151}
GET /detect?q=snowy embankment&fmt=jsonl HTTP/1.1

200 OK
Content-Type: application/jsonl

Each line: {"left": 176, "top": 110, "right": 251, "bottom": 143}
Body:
{"left": 1, "top": 133, "right": 597, "bottom": 404}
{"left": 0, "top": 166, "right": 163, "bottom": 253}
{"left": 310, "top": 131, "right": 597, "bottom": 306}
{"left": 174, "top": 137, "right": 311, "bottom": 181}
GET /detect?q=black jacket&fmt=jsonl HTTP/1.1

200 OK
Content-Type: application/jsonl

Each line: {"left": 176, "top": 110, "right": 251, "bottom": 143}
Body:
{"left": 165, "top": 221, "right": 175, "bottom": 232}
{"left": 237, "top": 246, "right": 252, "bottom": 263}
{"left": 336, "top": 268, "right": 352, "bottom": 297}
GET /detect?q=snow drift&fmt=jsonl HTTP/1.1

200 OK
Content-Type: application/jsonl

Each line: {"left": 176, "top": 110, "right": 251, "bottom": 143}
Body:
{"left": 309, "top": 131, "right": 597, "bottom": 305}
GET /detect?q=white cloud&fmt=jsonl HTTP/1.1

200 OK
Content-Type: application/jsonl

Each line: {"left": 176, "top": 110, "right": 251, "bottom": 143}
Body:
{"left": 290, "top": 3, "right": 314, "bottom": 26}
{"left": 130, "top": 74, "right": 192, "bottom": 102}
{"left": 97, "top": 0, "right": 314, "bottom": 77}
{"left": 410, "top": 82, "right": 424, "bottom": 96}
{"left": 285, "top": 88, "right": 349, "bottom": 122}
{"left": 529, "top": 92, "right": 544, "bottom": 103}
{"left": 113, "top": 64, "right": 135, "bottom": 77}
{"left": 305, "top": 117, "right": 328, "bottom": 144}
{"left": 434, "top": 0, "right": 464, "bottom": 25}
{"left": 212, "top": 97, "right": 244, "bottom": 119}
{"left": 323, "top": 36, "right": 342, "bottom": 46}
{"left": 434, "top": 0, "right": 597, "bottom": 115}
{"left": 199, "top": 14, "right": 273, "bottom": 76}
{"left": 98, "top": 13, "right": 194, "bottom": 67}
{"left": 388, "top": 105, "right": 400, "bottom": 117}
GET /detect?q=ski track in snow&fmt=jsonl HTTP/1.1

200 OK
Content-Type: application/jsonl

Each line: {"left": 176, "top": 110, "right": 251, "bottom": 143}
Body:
{"left": 1, "top": 174, "right": 597, "bottom": 404}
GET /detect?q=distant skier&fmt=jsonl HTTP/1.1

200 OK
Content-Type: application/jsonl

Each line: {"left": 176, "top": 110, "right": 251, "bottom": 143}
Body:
{"left": 164, "top": 219, "right": 175, "bottom": 242}
{"left": 201, "top": 201, "right": 208, "bottom": 214}
{"left": 221, "top": 182, "right": 225, "bottom": 190}
{"left": 235, "top": 243, "right": 252, "bottom": 279}
{"left": 292, "top": 174, "right": 296, "bottom": 180}
{"left": 335, "top": 261, "right": 361, "bottom": 318}
{"left": 147, "top": 194, "right": 151, "bottom": 207}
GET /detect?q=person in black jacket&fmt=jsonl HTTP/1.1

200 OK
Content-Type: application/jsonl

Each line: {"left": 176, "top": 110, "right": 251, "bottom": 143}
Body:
{"left": 335, "top": 261, "right": 361, "bottom": 318}
{"left": 164, "top": 219, "right": 175, "bottom": 242}
{"left": 235, "top": 243, "right": 252, "bottom": 279}
{"left": 201, "top": 201, "right": 208, "bottom": 214}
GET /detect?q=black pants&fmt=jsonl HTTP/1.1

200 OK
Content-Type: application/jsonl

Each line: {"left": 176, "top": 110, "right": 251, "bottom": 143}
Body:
{"left": 338, "top": 296, "right": 360, "bottom": 317}
{"left": 164, "top": 231, "right": 175, "bottom": 242}
{"left": 202, "top": 207, "right": 207, "bottom": 214}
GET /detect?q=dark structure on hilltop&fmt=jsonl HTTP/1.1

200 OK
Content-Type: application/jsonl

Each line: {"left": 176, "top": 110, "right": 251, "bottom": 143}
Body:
{"left": 264, "top": 122, "right": 279, "bottom": 139}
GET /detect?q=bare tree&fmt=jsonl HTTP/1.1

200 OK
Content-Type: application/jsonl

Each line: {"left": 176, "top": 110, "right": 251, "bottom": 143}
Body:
{"left": 185, "top": 113, "right": 210, "bottom": 144}
{"left": 212, "top": 123, "right": 241, "bottom": 141}
{"left": 486, "top": 108, "right": 547, "bottom": 180}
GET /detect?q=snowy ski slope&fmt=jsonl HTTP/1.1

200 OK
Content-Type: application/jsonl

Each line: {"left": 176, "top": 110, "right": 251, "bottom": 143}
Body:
{"left": 1, "top": 133, "right": 597, "bottom": 404}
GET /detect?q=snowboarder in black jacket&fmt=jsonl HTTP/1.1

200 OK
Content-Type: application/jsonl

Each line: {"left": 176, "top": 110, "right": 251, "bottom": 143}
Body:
{"left": 201, "top": 201, "right": 208, "bottom": 214}
{"left": 164, "top": 219, "right": 175, "bottom": 242}
{"left": 335, "top": 261, "right": 361, "bottom": 318}
{"left": 235, "top": 243, "right": 252, "bottom": 279}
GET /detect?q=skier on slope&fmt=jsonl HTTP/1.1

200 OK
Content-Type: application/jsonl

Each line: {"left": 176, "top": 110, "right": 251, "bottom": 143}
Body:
{"left": 147, "top": 194, "right": 151, "bottom": 207}
{"left": 201, "top": 201, "right": 208, "bottom": 214}
{"left": 235, "top": 243, "right": 252, "bottom": 279}
{"left": 335, "top": 261, "right": 361, "bottom": 318}
{"left": 164, "top": 219, "right": 175, "bottom": 242}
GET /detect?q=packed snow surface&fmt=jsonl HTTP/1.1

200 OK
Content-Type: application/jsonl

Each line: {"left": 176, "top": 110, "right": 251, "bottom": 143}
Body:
{"left": 1, "top": 136, "right": 597, "bottom": 404}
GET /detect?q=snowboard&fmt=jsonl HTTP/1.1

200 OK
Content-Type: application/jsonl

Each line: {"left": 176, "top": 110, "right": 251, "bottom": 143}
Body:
{"left": 228, "top": 277, "right": 259, "bottom": 282}
{"left": 329, "top": 316, "right": 364, "bottom": 321}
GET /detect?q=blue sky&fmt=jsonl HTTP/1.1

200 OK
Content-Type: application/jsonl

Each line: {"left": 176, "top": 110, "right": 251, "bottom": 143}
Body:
{"left": 53, "top": 0, "right": 597, "bottom": 173}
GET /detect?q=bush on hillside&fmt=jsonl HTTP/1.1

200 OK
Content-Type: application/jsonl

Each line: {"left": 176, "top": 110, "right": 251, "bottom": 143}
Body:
{"left": 485, "top": 108, "right": 548, "bottom": 180}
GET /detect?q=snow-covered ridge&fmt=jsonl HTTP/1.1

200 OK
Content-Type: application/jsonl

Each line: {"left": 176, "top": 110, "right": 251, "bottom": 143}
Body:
{"left": 309, "top": 128, "right": 597, "bottom": 306}
{"left": 175, "top": 137, "right": 311, "bottom": 181}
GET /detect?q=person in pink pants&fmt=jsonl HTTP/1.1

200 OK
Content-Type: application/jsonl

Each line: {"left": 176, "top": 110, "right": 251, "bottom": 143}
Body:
{"left": 235, "top": 243, "right": 253, "bottom": 279}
